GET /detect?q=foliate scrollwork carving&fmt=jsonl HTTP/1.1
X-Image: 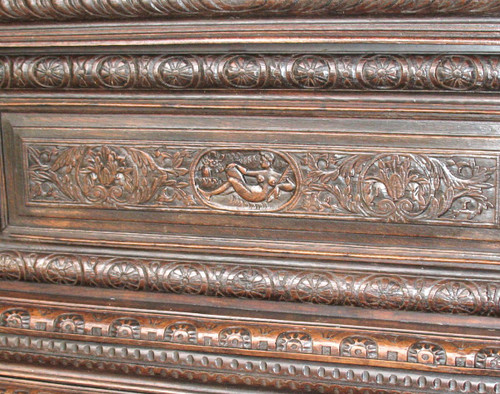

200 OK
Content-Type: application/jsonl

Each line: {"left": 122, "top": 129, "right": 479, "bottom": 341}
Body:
{"left": 3, "top": 54, "right": 500, "bottom": 92}
{"left": 27, "top": 144, "right": 193, "bottom": 208}
{"left": 298, "top": 153, "right": 495, "bottom": 224}
{"left": 1, "top": 0, "right": 500, "bottom": 22}
{"left": 26, "top": 143, "right": 497, "bottom": 226}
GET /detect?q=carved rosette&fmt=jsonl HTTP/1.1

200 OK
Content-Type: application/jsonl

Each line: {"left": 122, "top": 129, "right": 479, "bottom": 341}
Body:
{"left": 153, "top": 56, "right": 200, "bottom": 88}
{"left": 54, "top": 314, "right": 85, "bottom": 334}
{"left": 408, "top": 342, "right": 447, "bottom": 365}
{"left": 289, "top": 55, "right": 334, "bottom": 88}
{"left": 219, "top": 55, "right": 267, "bottom": 88}
{"left": 431, "top": 55, "right": 483, "bottom": 91}
{"left": 161, "top": 263, "right": 208, "bottom": 295}
{"left": 40, "top": 255, "right": 83, "bottom": 285}
{"left": 225, "top": 267, "right": 273, "bottom": 299}
{"left": 164, "top": 323, "right": 197, "bottom": 344}
{"left": 28, "top": 56, "right": 70, "bottom": 88}
{"left": 276, "top": 331, "right": 313, "bottom": 353}
{"left": 358, "top": 55, "right": 407, "bottom": 89}
{"left": 104, "top": 260, "right": 146, "bottom": 291}
{"left": 428, "top": 281, "right": 481, "bottom": 314}
{"left": 340, "top": 336, "right": 378, "bottom": 359}
{"left": 289, "top": 273, "right": 340, "bottom": 304}
{"left": 0, "top": 308, "right": 30, "bottom": 329}
{"left": 4, "top": 54, "right": 500, "bottom": 91}
{"left": 0, "top": 252, "right": 24, "bottom": 281}
{"left": 94, "top": 56, "right": 137, "bottom": 88}
{"left": 109, "top": 318, "right": 141, "bottom": 339}
{"left": 475, "top": 348, "right": 500, "bottom": 370}
{"left": 218, "top": 327, "right": 252, "bottom": 349}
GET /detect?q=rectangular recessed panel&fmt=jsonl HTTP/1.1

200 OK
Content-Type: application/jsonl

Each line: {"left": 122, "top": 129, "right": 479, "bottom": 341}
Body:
{"left": 3, "top": 112, "right": 500, "bottom": 243}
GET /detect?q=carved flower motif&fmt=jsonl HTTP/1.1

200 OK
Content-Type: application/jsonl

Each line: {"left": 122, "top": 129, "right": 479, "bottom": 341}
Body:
{"left": 276, "top": 331, "right": 312, "bottom": 353}
{"left": 164, "top": 323, "right": 197, "bottom": 344}
{"left": 97, "top": 56, "right": 132, "bottom": 88}
{"left": 430, "top": 282, "right": 479, "bottom": 314}
{"left": 158, "top": 57, "right": 196, "bottom": 88}
{"left": 408, "top": 342, "right": 446, "bottom": 365}
{"left": 359, "top": 276, "right": 408, "bottom": 310}
{"left": 164, "top": 264, "right": 206, "bottom": 294}
{"left": 44, "top": 256, "right": 81, "bottom": 285}
{"left": 83, "top": 146, "right": 134, "bottom": 188}
{"left": 360, "top": 154, "right": 434, "bottom": 222}
{"left": 218, "top": 327, "right": 252, "bottom": 349}
{"left": 109, "top": 318, "right": 141, "bottom": 339}
{"left": 227, "top": 268, "right": 271, "bottom": 299}
{"left": 292, "top": 273, "right": 338, "bottom": 304}
{"left": 0, "top": 254, "right": 22, "bottom": 281}
{"left": 434, "top": 55, "right": 479, "bottom": 90}
{"left": 106, "top": 262, "right": 143, "bottom": 290}
{"left": 291, "top": 56, "right": 331, "bottom": 88}
{"left": 0, "top": 309, "right": 30, "bottom": 329}
{"left": 222, "top": 55, "right": 263, "bottom": 88}
{"left": 475, "top": 348, "right": 500, "bottom": 370}
{"left": 54, "top": 314, "right": 85, "bottom": 334}
{"left": 340, "top": 336, "right": 378, "bottom": 359}
{"left": 361, "top": 55, "right": 403, "bottom": 89}
{"left": 32, "top": 57, "right": 67, "bottom": 88}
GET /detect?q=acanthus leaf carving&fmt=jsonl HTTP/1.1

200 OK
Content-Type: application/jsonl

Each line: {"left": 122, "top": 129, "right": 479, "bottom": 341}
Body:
{"left": 25, "top": 143, "right": 497, "bottom": 226}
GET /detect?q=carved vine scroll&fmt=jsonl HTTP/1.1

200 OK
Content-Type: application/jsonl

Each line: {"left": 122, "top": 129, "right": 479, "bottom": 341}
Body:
{"left": 25, "top": 143, "right": 497, "bottom": 226}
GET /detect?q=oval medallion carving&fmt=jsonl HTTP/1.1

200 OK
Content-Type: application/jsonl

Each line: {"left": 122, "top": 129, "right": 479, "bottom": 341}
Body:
{"left": 192, "top": 149, "right": 299, "bottom": 212}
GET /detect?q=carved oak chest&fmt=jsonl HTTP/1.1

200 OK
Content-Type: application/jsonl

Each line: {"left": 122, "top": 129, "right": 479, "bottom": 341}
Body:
{"left": 0, "top": 1, "right": 499, "bottom": 393}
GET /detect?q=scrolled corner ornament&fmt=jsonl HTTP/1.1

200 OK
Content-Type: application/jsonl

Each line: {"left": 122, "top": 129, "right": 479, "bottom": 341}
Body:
{"left": 192, "top": 149, "right": 300, "bottom": 212}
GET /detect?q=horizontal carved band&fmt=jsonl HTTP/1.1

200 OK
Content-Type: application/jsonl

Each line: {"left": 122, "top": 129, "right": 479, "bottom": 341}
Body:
{"left": 1, "top": 250, "right": 499, "bottom": 316}
{"left": 0, "top": 302, "right": 498, "bottom": 371}
{"left": 0, "top": 331, "right": 497, "bottom": 393}
{"left": 26, "top": 143, "right": 497, "bottom": 226}
{"left": 0, "top": 0, "right": 499, "bottom": 21}
{"left": 2, "top": 54, "right": 500, "bottom": 92}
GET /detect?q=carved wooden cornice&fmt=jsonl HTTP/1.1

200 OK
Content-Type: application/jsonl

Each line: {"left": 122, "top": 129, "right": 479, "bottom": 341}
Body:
{"left": 1, "top": 249, "right": 498, "bottom": 317}
{"left": 1, "top": 54, "right": 500, "bottom": 92}
{"left": 0, "top": 0, "right": 499, "bottom": 22}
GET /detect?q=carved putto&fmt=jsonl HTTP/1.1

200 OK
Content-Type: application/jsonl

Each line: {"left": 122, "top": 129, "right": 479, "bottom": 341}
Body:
{"left": 194, "top": 149, "right": 298, "bottom": 211}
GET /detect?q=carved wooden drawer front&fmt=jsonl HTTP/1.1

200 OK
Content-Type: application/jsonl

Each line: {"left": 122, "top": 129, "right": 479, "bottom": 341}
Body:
{"left": 3, "top": 112, "right": 499, "bottom": 244}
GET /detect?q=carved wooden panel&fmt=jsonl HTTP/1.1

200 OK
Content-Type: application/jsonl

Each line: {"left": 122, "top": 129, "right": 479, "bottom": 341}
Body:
{"left": 0, "top": 0, "right": 499, "bottom": 22}
{"left": 22, "top": 142, "right": 498, "bottom": 226}
{"left": 1, "top": 54, "right": 500, "bottom": 92}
